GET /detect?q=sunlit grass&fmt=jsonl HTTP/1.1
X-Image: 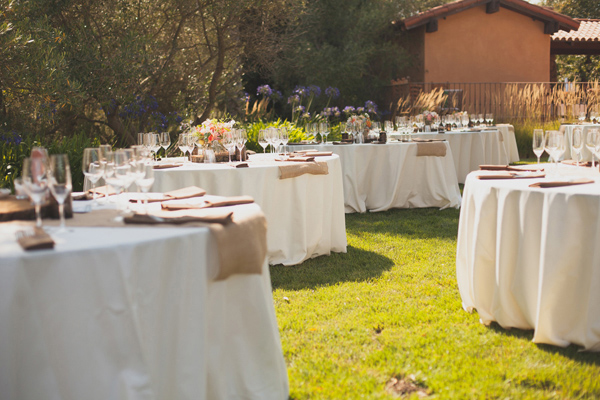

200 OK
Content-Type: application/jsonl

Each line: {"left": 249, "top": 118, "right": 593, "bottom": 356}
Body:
{"left": 271, "top": 208, "right": 600, "bottom": 399}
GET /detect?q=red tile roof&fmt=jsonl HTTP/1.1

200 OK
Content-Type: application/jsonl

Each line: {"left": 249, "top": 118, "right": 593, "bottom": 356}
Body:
{"left": 552, "top": 19, "right": 600, "bottom": 42}
{"left": 397, "top": 0, "right": 579, "bottom": 33}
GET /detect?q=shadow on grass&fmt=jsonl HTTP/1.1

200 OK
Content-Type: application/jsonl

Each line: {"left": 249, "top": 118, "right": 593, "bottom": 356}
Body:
{"left": 488, "top": 322, "right": 600, "bottom": 366}
{"left": 345, "top": 207, "right": 461, "bottom": 241}
{"left": 270, "top": 245, "right": 394, "bottom": 291}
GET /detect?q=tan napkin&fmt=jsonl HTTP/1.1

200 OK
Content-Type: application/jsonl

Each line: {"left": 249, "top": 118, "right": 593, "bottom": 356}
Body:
{"left": 529, "top": 179, "right": 594, "bottom": 188}
{"left": 72, "top": 192, "right": 93, "bottom": 201}
{"left": 17, "top": 227, "right": 55, "bottom": 251}
{"left": 479, "top": 164, "right": 544, "bottom": 172}
{"left": 412, "top": 138, "right": 446, "bottom": 143}
{"left": 279, "top": 161, "right": 329, "bottom": 179}
{"left": 416, "top": 142, "right": 447, "bottom": 157}
{"left": 124, "top": 209, "right": 233, "bottom": 225}
{"left": 561, "top": 160, "right": 593, "bottom": 167}
{"left": 292, "top": 149, "right": 319, "bottom": 154}
{"left": 333, "top": 141, "right": 352, "bottom": 145}
{"left": 478, "top": 171, "right": 545, "bottom": 179}
{"left": 153, "top": 163, "right": 183, "bottom": 169}
{"left": 141, "top": 186, "right": 207, "bottom": 203}
{"left": 161, "top": 195, "right": 255, "bottom": 210}
{"left": 295, "top": 151, "right": 333, "bottom": 157}
{"left": 88, "top": 185, "right": 117, "bottom": 198}
{"left": 277, "top": 156, "right": 316, "bottom": 162}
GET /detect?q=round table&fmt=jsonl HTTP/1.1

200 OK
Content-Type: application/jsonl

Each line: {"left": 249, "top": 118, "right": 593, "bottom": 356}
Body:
{"left": 290, "top": 142, "right": 461, "bottom": 213}
{"left": 456, "top": 165, "right": 600, "bottom": 350}
{"left": 152, "top": 154, "right": 347, "bottom": 265}
{"left": 561, "top": 123, "right": 600, "bottom": 162}
{"left": 0, "top": 202, "right": 289, "bottom": 400}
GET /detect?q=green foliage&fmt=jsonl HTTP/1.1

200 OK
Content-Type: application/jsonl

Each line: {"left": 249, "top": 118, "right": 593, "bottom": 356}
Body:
{"left": 271, "top": 208, "right": 600, "bottom": 399}
{"left": 243, "top": 119, "right": 308, "bottom": 152}
{"left": 509, "top": 120, "right": 561, "bottom": 159}
{"left": 0, "top": 132, "right": 100, "bottom": 192}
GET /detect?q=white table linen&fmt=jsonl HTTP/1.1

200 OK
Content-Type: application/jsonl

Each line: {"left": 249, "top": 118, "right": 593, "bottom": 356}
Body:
{"left": 291, "top": 142, "right": 461, "bottom": 213}
{"left": 0, "top": 206, "right": 289, "bottom": 400}
{"left": 456, "top": 166, "right": 600, "bottom": 350}
{"left": 561, "top": 124, "right": 600, "bottom": 162}
{"left": 152, "top": 155, "right": 347, "bottom": 265}
{"left": 411, "top": 129, "right": 510, "bottom": 183}
{"left": 495, "top": 124, "right": 520, "bottom": 163}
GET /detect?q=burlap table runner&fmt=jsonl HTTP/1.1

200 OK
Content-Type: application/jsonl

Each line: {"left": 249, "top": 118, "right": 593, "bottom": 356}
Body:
{"left": 278, "top": 161, "right": 329, "bottom": 179}
{"left": 42, "top": 206, "right": 267, "bottom": 281}
{"left": 416, "top": 142, "right": 447, "bottom": 157}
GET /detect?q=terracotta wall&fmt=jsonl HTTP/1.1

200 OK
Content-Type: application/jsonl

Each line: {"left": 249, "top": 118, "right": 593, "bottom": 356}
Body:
{"left": 423, "top": 5, "right": 550, "bottom": 83}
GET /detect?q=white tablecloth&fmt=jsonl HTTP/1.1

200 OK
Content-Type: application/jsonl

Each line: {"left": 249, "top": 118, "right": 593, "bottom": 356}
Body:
{"left": 410, "top": 128, "right": 512, "bottom": 183}
{"left": 291, "top": 142, "right": 461, "bottom": 213}
{"left": 561, "top": 124, "right": 600, "bottom": 162}
{"left": 456, "top": 166, "right": 600, "bottom": 350}
{"left": 152, "top": 155, "right": 347, "bottom": 265}
{"left": 495, "top": 124, "right": 520, "bottom": 163}
{"left": 0, "top": 206, "right": 289, "bottom": 399}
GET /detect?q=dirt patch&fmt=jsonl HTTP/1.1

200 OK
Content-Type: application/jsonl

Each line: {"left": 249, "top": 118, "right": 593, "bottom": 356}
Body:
{"left": 385, "top": 374, "right": 429, "bottom": 398}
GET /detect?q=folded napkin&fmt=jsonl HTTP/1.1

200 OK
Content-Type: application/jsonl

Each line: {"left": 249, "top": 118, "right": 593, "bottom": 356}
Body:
{"left": 561, "top": 160, "right": 593, "bottom": 167}
{"left": 141, "top": 186, "right": 207, "bottom": 203}
{"left": 229, "top": 162, "right": 249, "bottom": 168}
{"left": 277, "top": 156, "right": 316, "bottom": 162}
{"left": 412, "top": 138, "right": 446, "bottom": 143}
{"left": 124, "top": 209, "right": 233, "bottom": 225}
{"left": 161, "top": 195, "right": 255, "bottom": 211}
{"left": 279, "top": 161, "right": 329, "bottom": 179}
{"left": 17, "top": 227, "right": 55, "bottom": 251}
{"left": 333, "top": 141, "right": 352, "bottom": 145}
{"left": 88, "top": 185, "right": 117, "bottom": 198}
{"left": 301, "top": 151, "right": 333, "bottom": 157}
{"left": 416, "top": 142, "right": 447, "bottom": 157}
{"left": 153, "top": 163, "right": 183, "bottom": 169}
{"left": 477, "top": 171, "right": 545, "bottom": 180}
{"left": 72, "top": 191, "right": 93, "bottom": 201}
{"left": 479, "top": 164, "right": 544, "bottom": 172}
{"left": 529, "top": 178, "right": 594, "bottom": 188}
{"left": 292, "top": 149, "right": 319, "bottom": 154}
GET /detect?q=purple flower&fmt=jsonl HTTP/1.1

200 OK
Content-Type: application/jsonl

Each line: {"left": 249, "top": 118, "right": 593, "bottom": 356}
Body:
{"left": 343, "top": 106, "right": 356, "bottom": 114}
{"left": 356, "top": 107, "right": 365, "bottom": 113}
{"left": 308, "top": 85, "right": 321, "bottom": 97}
{"left": 365, "top": 100, "right": 378, "bottom": 114}
{"left": 287, "top": 94, "right": 300, "bottom": 104}
{"left": 295, "top": 105, "right": 306, "bottom": 113}
{"left": 325, "top": 87, "right": 340, "bottom": 99}
{"left": 257, "top": 85, "right": 272, "bottom": 97}
{"left": 293, "top": 85, "right": 308, "bottom": 97}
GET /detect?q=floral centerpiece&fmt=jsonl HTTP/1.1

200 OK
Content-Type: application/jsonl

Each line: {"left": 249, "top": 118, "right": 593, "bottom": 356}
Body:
{"left": 187, "top": 119, "right": 235, "bottom": 162}
{"left": 422, "top": 111, "right": 438, "bottom": 125}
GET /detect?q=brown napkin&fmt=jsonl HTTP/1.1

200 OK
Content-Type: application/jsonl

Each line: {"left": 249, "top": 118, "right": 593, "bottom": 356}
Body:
{"left": 17, "top": 227, "right": 55, "bottom": 251}
{"left": 279, "top": 161, "right": 329, "bottom": 179}
{"left": 478, "top": 171, "right": 545, "bottom": 179}
{"left": 561, "top": 160, "right": 593, "bottom": 168}
{"left": 88, "top": 185, "right": 117, "bottom": 198}
{"left": 72, "top": 192, "right": 93, "bottom": 201}
{"left": 277, "top": 156, "right": 316, "bottom": 162}
{"left": 412, "top": 138, "right": 446, "bottom": 143}
{"left": 333, "top": 141, "right": 352, "bottom": 145}
{"left": 416, "top": 142, "right": 447, "bottom": 157}
{"left": 228, "top": 162, "right": 249, "bottom": 168}
{"left": 298, "top": 151, "right": 333, "bottom": 157}
{"left": 479, "top": 164, "right": 544, "bottom": 172}
{"left": 141, "top": 186, "right": 207, "bottom": 203}
{"left": 153, "top": 163, "right": 183, "bottom": 169}
{"left": 124, "top": 210, "right": 233, "bottom": 225}
{"left": 160, "top": 195, "right": 255, "bottom": 210}
{"left": 529, "top": 179, "right": 594, "bottom": 188}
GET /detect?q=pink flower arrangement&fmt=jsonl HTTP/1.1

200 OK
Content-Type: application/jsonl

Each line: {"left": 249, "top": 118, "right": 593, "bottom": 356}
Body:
{"left": 193, "top": 119, "right": 235, "bottom": 143}
{"left": 422, "top": 111, "right": 438, "bottom": 122}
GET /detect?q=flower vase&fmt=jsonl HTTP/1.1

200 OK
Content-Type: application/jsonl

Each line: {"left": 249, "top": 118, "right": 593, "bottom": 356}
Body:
{"left": 203, "top": 144, "right": 216, "bottom": 163}
{"left": 425, "top": 123, "right": 431, "bottom": 132}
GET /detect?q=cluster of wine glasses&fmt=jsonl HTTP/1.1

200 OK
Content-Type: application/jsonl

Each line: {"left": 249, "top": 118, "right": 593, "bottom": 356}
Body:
{"left": 222, "top": 129, "right": 248, "bottom": 162}
{"left": 138, "top": 132, "right": 170, "bottom": 160}
{"left": 82, "top": 144, "right": 155, "bottom": 216}
{"left": 258, "top": 127, "right": 289, "bottom": 154}
{"left": 532, "top": 128, "right": 600, "bottom": 175}
{"left": 304, "top": 122, "right": 330, "bottom": 144}
{"left": 20, "top": 148, "right": 73, "bottom": 232}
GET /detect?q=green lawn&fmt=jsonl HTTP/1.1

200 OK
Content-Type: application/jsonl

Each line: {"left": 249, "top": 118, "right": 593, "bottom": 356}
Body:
{"left": 270, "top": 208, "right": 600, "bottom": 399}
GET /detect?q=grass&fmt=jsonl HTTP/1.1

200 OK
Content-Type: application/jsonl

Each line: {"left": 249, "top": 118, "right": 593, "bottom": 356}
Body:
{"left": 270, "top": 208, "right": 600, "bottom": 399}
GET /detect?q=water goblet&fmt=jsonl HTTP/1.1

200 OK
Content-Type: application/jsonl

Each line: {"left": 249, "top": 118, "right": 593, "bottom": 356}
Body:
{"left": 22, "top": 156, "right": 50, "bottom": 228}
{"left": 159, "top": 132, "right": 171, "bottom": 158}
{"left": 571, "top": 128, "right": 584, "bottom": 167}
{"left": 237, "top": 129, "right": 247, "bottom": 161}
{"left": 258, "top": 129, "right": 269, "bottom": 154}
{"left": 586, "top": 129, "right": 599, "bottom": 168}
{"left": 319, "top": 121, "right": 330, "bottom": 144}
{"left": 82, "top": 148, "right": 103, "bottom": 202}
{"left": 48, "top": 154, "right": 72, "bottom": 233}
{"left": 280, "top": 126, "right": 289, "bottom": 155}
{"left": 532, "top": 129, "right": 545, "bottom": 167}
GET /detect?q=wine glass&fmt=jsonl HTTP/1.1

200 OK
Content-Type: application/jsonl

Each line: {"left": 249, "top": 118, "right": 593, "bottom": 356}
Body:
{"left": 22, "top": 156, "right": 50, "bottom": 228}
{"left": 177, "top": 134, "right": 189, "bottom": 161}
{"left": 571, "top": 127, "right": 584, "bottom": 167}
{"left": 222, "top": 130, "right": 236, "bottom": 162}
{"left": 544, "top": 130, "right": 559, "bottom": 168}
{"left": 280, "top": 126, "right": 289, "bottom": 155}
{"left": 159, "top": 132, "right": 171, "bottom": 159}
{"left": 485, "top": 113, "right": 493, "bottom": 126}
{"left": 586, "top": 129, "right": 599, "bottom": 168}
{"left": 105, "top": 150, "right": 130, "bottom": 217}
{"left": 82, "top": 148, "right": 103, "bottom": 202}
{"left": 461, "top": 113, "right": 469, "bottom": 129}
{"left": 236, "top": 129, "right": 247, "bottom": 161}
{"left": 258, "top": 129, "right": 269, "bottom": 153}
{"left": 478, "top": 114, "right": 485, "bottom": 127}
{"left": 532, "top": 129, "right": 545, "bottom": 167}
{"left": 319, "top": 121, "right": 330, "bottom": 144}
{"left": 308, "top": 123, "right": 319, "bottom": 144}
{"left": 48, "top": 154, "right": 72, "bottom": 233}
{"left": 135, "top": 161, "right": 154, "bottom": 213}
{"left": 578, "top": 104, "right": 587, "bottom": 123}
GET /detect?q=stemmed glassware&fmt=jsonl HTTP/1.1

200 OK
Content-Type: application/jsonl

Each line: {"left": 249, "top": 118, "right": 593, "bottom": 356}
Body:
{"left": 177, "top": 133, "right": 191, "bottom": 162}
{"left": 159, "top": 132, "right": 171, "bottom": 159}
{"left": 485, "top": 113, "right": 494, "bottom": 126}
{"left": 461, "top": 114, "right": 469, "bottom": 130}
{"left": 586, "top": 128, "right": 599, "bottom": 168}
{"left": 105, "top": 150, "right": 131, "bottom": 218}
{"left": 222, "top": 130, "right": 236, "bottom": 162}
{"left": 478, "top": 114, "right": 485, "bottom": 127}
{"left": 545, "top": 130, "right": 564, "bottom": 174}
{"left": 571, "top": 127, "right": 584, "bottom": 167}
{"left": 48, "top": 154, "right": 72, "bottom": 233}
{"left": 82, "top": 148, "right": 103, "bottom": 202}
{"left": 308, "top": 123, "right": 319, "bottom": 144}
{"left": 319, "top": 121, "right": 330, "bottom": 144}
{"left": 236, "top": 129, "right": 247, "bottom": 161}
{"left": 280, "top": 127, "right": 289, "bottom": 155}
{"left": 22, "top": 156, "right": 50, "bottom": 228}
{"left": 258, "top": 129, "right": 269, "bottom": 153}
{"left": 135, "top": 161, "right": 154, "bottom": 213}
{"left": 99, "top": 145, "right": 114, "bottom": 199}
{"left": 532, "top": 129, "right": 545, "bottom": 167}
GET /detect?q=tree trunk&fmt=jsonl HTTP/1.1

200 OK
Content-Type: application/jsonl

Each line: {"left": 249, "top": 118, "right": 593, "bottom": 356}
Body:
{"left": 196, "top": 24, "right": 226, "bottom": 125}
